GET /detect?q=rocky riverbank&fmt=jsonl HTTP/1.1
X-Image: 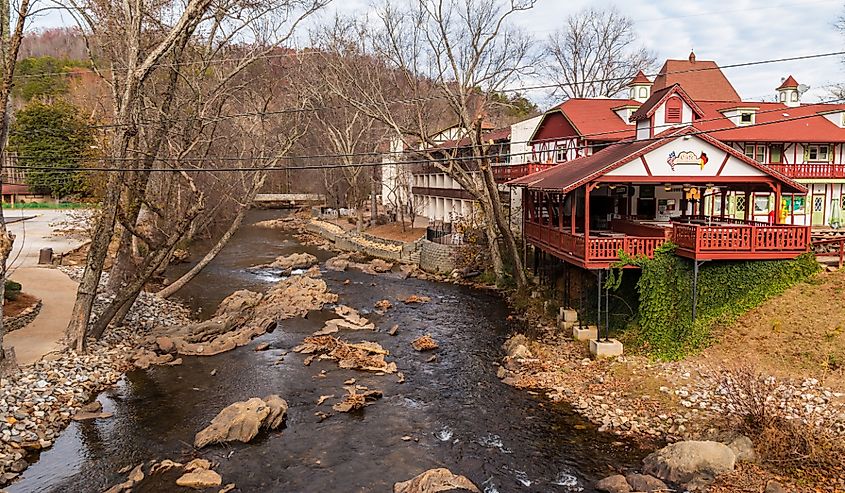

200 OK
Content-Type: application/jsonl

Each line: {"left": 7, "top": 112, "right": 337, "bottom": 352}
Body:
{"left": 498, "top": 327, "right": 845, "bottom": 490}
{"left": 0, "top": 267, "right": 193, "bottom": 487}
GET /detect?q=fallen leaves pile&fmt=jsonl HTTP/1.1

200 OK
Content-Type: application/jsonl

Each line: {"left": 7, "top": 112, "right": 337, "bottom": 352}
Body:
{"left": 292, "top": 336, "right": 398, "bottom": 374}
{"left": 411, "top": 335, "right": 439, "bottom": 352}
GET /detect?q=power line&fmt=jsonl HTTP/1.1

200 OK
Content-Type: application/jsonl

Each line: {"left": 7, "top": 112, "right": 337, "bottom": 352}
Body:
{"left": 5, "top": 104, "right": 845, "bottom": 173}
{"left": 16, "top": 49, "right": 845, "bottom": 131}
{"left": 9, "top": 95, "right": 845, "bottom": 163}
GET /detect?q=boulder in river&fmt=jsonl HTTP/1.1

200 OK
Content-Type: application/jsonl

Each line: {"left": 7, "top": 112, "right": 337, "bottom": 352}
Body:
{"left": 194, "top": 395, "right": 288, "bottom": 448}
{"left": 175, "top": 468, "right": 222, "bottom": 489}
{"left": 292, "top": 335, "right": 397, "bottom": 373}
{"left": 252, "top": 252, "right": 318, "bottom": 274}
{"left": 325, "top": 254, "right": 352, "bottom": 271}
{"left": 594, "top": 474, "right": 631, "bottom": 493}
{"left": 624, "top": 472, "right": 668, "bottom": 492}
{"left": 393, "top": 468, "right": 480, "bottom": 493}
{"left": 642, "top": 440, "right": 735, "bottom": 490}
{"left": 411, "top": 335, "right": 438, "bottom": 351}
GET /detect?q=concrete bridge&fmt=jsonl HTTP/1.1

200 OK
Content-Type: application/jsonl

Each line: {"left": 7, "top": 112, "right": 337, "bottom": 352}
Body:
{"left": 254, "top": 193, "right": 326, "bottom": 208}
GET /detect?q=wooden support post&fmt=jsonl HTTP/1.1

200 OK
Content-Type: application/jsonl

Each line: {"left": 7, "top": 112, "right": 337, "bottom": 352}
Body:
{"left": 743, "top": 189, "right": 750, "bottom": 222}
{"left": 570, "top": 191, "right": 576, "bottom": 235}
{"left": 558, "top": 193, "right": 564, "bottom": 231}
{"left": 774, "top": 183, "right": 782, "bottom": 225}
{"left": 584, "top": 184, "right": 591, "bottom": 260}
{"left": 720, "top": 190, "right": 727, "bottom": 219}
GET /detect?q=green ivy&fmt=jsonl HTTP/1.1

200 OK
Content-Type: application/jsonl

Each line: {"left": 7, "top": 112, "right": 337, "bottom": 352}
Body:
{"left": 610, "top": 245, "right": 819, "bottom": 360}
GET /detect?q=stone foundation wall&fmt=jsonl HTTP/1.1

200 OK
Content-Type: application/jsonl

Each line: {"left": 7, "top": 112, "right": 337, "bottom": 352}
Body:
{"left": 308, "top": 219, "right": 421, "bottom": 264}
{"left": 4, "top": 299, "right": 43, "bottom": 334}
{"left": 419, "top": 239, "right": 457, "bottom": 274}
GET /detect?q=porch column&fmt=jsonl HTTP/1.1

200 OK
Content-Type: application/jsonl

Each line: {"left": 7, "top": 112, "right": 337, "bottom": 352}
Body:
{"left": 720, "top": 190, "right": 727, "bottom": 219}
{"left": 774, "top": 183, "right": 782, "bottom": 225}
{"left": 743, "top": 189, "right": 750, "bottom": 221}
{"left": 558, "top": 193, "right": 564, "bottom": 232}
{"left": 570, "top": 191, "right": 576, "bottom": 234}
{"left": 584, "top": 184, "right": 591, "bottom": 259}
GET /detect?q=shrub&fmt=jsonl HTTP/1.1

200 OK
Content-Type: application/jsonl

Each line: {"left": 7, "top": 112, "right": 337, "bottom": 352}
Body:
{"left": 4, "top": 280, "right": 22, "bottom": 301}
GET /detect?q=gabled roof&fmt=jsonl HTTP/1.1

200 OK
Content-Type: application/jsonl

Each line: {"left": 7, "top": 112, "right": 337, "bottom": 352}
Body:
{"left": 652, "top": 58, "right": 741, "bottom": 102}
{"left": 629, "top": 70, "right": 652, "bottom": 85}
{"left": 777, "top": 75, "right": 799, "bottom": 90}
{"left": 629, "top": 84, "right": 704, "bottom": 121}
{"left": 433, "top": 126, "right": 511, "bottom": 150}
{"left": 693, "top": 101, "right": 845, "bottom": 143}
{"left": 532, "top": 98, "right": 639, "bottom": 143}
{"left": 509, "top": 126, "right": 806, "bottom": 194}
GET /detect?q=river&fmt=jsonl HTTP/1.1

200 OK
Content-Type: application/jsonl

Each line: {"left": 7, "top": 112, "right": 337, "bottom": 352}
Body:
{"left": 8, "top": 210, "right": 646, "bottom": 492}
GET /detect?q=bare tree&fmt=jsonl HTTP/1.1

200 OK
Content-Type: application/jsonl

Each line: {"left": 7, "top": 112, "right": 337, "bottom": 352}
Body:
{"left": 64, "top": 0, "right": 326, "bottom": 349}
{"left": 0, "top": 0, "right": 37, "bottom": 369}
{"left": 543, "top": 7, "right": 656, "bottom": 99}
{"left": 319, "top": 0, "right": 536, "bottom": 287}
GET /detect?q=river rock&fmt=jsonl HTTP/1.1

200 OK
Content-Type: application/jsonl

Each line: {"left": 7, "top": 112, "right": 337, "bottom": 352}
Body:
{"left": 155, "top": 336, "right": 175, "bottom": 353}
{"left": 594, "top": 475, "right": 631, "bottom": 493}
{"left": 132, "top": 349, "right": 173, "bottom": 369}
{"left": 176, "top": 469, "right": 222, "bottom": 489}
{"left": 393, "top": 468, "right": 480, "bottom": 493}
{"left": 194, "top": 395, "right": 288, "bottom": 448}
{"left": 765, "top": 480, "right": 789, "bottom": 493}
{"left": 642, "top": 440, "right": 736, "bottom": 489}
{"left": 727, "top": 435, "right": 757, "bottom": 463}
{"left": 255, "top": 252, "right": 318, "bottom": 274}
{"left": 624, "top": 473, "right": 668, "bottom": 492}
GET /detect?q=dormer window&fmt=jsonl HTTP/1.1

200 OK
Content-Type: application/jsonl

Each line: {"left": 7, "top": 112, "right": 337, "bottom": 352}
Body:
{"left": 740, "top": 112, "right": 753, "bottom": 125}
{"left": 639, "top": 87, "right": 648, "bottom": 98}
{"left": 779, "top": 92, "right": 786, "bottom": 102}
{"left": 665, "top": 97, "right": 682, "bottom": 123}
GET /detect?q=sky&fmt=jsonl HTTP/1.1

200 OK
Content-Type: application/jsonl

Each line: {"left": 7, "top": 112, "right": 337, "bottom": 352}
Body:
{"left": 315, "top": 0, "right": 845, "bottom": 105}
{"left": 30, "top": 0, "right": 845, "bottom": 105}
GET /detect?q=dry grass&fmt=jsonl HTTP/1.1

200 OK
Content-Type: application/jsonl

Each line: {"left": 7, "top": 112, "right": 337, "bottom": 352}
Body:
{"left": 364, "top": 223, "right": 425, "bottom": 243}
{"left": 693, "top": 268, "right": 845, "bottom": 392}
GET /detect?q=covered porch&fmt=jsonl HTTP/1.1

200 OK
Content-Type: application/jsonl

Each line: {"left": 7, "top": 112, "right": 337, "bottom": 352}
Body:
{"left": 512, "top": 128, "right": 811, "bottom": 269}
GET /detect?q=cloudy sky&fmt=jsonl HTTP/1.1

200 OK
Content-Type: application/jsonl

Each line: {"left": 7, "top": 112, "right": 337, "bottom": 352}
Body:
{"left": 316, "top": 0, "right": 845, "bottom": 104}
{"left": 34, "top": 0, "right": 845, "bottom": 104}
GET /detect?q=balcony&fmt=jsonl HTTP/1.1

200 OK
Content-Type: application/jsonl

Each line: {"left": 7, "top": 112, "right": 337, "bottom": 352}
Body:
{"left": 492, "top": 163, "right": 556, "bottom": 183}
{"left": 768, "top": 163, "right": 845, "bottom": 179}
{"left": 525, "top": 217, "right": 810, "bottom": 269}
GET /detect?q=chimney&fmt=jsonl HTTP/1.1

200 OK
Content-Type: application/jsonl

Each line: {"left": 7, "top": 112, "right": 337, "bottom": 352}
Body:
{"left": 777, "top": 75, "right": 801, "bottom": 108}
{"left": 689, "top": 50, "right": 696, "bottom": 63}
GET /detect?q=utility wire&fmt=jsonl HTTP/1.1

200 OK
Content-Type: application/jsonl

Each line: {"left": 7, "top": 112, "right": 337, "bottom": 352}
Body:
{"left": 9, "top": 95, "right": 845, "bottom": 163}
{"left": 3, "top": 105, "right": 843, "bottom": 173}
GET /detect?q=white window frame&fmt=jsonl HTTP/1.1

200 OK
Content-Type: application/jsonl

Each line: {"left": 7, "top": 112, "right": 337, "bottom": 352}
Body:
{"left": 739, "top": 112, "right": 754, "bottom": 125}
{"left": 555, "top": 144, "right": 568, "bottom": 163}
{"left": 807, "top": 144, "right": 829, "bottom": 163}
{"left": 744, "top": 143, "right": 766, "bottom": 163}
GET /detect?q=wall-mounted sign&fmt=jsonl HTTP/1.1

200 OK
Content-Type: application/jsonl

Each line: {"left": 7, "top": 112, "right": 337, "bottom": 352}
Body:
{"left": 667, "top": 151, "right": 709, "bottom": 171}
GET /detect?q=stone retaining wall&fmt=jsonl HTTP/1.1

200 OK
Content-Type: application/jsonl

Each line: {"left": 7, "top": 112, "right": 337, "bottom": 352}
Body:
{"left": 4, "top": 299, "right": 43, "bottom": 333}
{"left": 419, "top": 239, "right": 458, "bottom": 274}
{"left": 307, "top": 219, "right": 421, "bottom": 264}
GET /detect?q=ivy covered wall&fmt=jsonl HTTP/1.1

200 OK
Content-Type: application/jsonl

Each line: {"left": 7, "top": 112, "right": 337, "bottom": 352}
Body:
{"left": 613, "top": 244, "right": 820, "bottom": 360}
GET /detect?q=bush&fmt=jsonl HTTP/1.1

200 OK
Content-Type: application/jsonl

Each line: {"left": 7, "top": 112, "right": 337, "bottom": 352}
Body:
{"left": 4, "top": 280, "right": 22, "bottom": 301}
{"left": 716, "top": 366, "right": 845, "bottom": 473}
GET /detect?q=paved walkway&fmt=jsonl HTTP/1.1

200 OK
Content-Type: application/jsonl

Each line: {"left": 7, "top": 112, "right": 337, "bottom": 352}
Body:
{"left": 4, "top": 267, "right": 78, "bottom": 365}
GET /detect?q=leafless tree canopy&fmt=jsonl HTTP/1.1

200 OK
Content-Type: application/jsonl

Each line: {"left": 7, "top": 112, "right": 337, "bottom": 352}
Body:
{"left": 543, "top": 7, "right": 656, "bottom": 99}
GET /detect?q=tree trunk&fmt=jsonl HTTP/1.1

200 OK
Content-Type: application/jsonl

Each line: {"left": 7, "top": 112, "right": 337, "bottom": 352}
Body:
{"left": 157, "top": 203, "right": 248, "bottom": 298}
{"left": 481, "top": 167, "right": 527, "bottom": 288}
{"left": 370, "top": 167, "right": 378, "bottom": 227}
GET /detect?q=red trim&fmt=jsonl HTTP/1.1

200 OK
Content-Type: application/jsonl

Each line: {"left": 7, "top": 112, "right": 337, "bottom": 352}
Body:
{"left": 640, "top": 156, "right": 653, "bottom": 176}
{"left": 716, "top": 155, "right": 730, "bottom": 176}
{"left": 596, "top": 175, "right": 777, "bottom": 184}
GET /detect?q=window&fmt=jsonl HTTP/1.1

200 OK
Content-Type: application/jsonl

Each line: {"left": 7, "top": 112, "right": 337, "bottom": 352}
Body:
{"left": 630, "top": 88, "right": 635, "bottom": 99}
{"left": 736, "top": 196, "right": 746, "bottom": 212}
{"left": 744, "top": 143, "right": 765, "bottom": 163}
{"left": 739, "top": 112, "right": 753, "bottom": 125}
{"left": 791, "top": 92, "right": 799, "bottom": 102}
{"left": 779, "top": 92, "right": 786, "bottom": 102}
{"left": 555, "top": 144, "right": 568, "bottom": 163}
{"left": 665, "top": 97, "right": 682, "bottom": 123}
{"left": 769, "top": 144, "right": 783, "bottom": 164}
{"left": 807, "top": 144, "right": 829, "bottom": 162}
{"left": 754, "top": 195, "right": 770, "bottom": 213}
{"left": 814, "top": 196, "right": 824, "bottom": 212}
{"left": 639, "top": 87, "right": 648, "bottom": 98}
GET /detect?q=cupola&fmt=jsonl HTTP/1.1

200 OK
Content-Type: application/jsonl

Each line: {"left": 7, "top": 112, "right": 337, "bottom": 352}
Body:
{"left": 627, "top": 70, "right": 653, "bottom": 103}
{"left": 777, "top": 75, "right": 801, "bottom": 107}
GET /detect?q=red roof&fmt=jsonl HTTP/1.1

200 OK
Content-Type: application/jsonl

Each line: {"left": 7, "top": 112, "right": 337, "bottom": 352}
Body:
{"left": 693, "top": 101, "right": 845, "bottom": 143}
{"left": 629, "top": 70, "right": 651, "bottom": 85}
{"left": 652, "top": 58, "right": 740, "bottom": 102}
{"left": 509, "top": 126, "right": 806, "bottom": 193}
{"left": 539, "top": 98, "right": 639, "bottom": 142}
{"left": 630, "top": 84, "right": 704, "bottom": 121}
{"left": 777, "top": 75, "right": 799, "bottom": 90}
{"left": 433, "top": 126, "right": 511, "bottom": 150}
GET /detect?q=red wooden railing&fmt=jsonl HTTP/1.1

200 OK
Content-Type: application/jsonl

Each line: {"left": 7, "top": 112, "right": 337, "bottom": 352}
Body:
{"left": 492, "top": 163, "right": 556, "bottom": 182}
{"left": 671, "top": 222, "right": 810, "bottom": 257}
{"left": 526, "top": 219, "right": 810, "bottom": 265}
{"left": 768, "top": 163, "right": 845, "bottom": 179}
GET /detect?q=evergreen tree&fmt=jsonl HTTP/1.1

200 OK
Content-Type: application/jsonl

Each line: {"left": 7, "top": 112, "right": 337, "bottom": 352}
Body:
{"left": 9, "top": 100, "right": 95, "bottom": 198}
